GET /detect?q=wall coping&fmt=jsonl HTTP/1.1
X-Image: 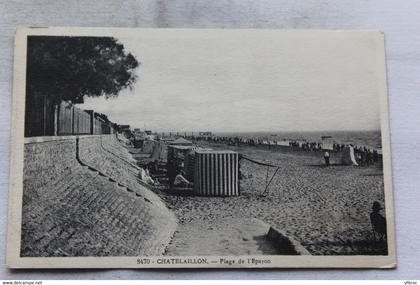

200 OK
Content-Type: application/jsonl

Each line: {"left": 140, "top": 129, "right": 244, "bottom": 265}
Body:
{"left": 267, "top": 226, "right": 311, "bottom": 255}
{"left": 24, "top": 134, "right": 114, "bottom": 144}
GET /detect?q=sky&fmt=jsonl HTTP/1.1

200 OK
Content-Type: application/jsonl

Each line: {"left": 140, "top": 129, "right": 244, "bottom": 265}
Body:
{"left": 78, "top": 29, "right": 385, "bottom": 133}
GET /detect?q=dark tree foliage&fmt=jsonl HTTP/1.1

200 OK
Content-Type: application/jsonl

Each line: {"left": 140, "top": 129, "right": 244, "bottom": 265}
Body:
{"left": 26, "top": 36, "right": 139, "bottom": 105}
{"left": 95, "top": 112, "right": 110, "bottom": 123}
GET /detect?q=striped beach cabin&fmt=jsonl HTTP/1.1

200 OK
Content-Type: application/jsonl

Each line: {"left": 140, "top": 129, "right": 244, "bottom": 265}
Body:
{"left": 193, "top": 150, "right": 239, "bottom": 196}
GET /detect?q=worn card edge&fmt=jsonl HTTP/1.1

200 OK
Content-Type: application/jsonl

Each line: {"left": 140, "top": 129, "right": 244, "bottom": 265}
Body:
{"left": 6, "top": 27, "right": 397, "bottom": 269}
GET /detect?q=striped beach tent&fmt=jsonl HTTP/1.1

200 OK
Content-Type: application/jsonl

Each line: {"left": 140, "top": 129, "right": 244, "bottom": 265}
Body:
{"left": 193, "top": 150, "right": 239, "bottom": 196}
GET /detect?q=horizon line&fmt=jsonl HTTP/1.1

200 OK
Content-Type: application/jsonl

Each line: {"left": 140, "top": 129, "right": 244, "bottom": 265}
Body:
{"left": 142, "top": 129, "right": 381, "bottom": 134}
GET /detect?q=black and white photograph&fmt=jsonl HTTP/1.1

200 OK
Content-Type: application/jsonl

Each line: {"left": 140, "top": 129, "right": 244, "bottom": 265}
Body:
{"left": 7, "top": 27, "right": 395, "bottom": 268}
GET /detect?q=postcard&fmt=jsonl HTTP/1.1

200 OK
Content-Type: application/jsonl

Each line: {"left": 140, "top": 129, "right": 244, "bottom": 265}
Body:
{"left": 7, "top": 27, "right": 395, "bottom": 268}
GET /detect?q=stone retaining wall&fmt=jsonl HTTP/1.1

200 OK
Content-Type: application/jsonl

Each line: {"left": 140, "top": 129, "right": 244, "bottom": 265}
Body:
{"left": 267, "top": 227, "right": 311, "bottom": 255}
{"left": 21, "top": 135, "right": 176, "bottom": 257}
{"left": 102, "top": 135, "right": 138, "bottom": 164}
{"left": 77, "top": 136, "right": 161, "bottom": 204}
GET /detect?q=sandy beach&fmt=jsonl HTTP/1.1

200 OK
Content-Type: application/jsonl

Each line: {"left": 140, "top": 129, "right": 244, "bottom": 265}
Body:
{"left": 156, "top": 141, "right": 387, "bottom": 256}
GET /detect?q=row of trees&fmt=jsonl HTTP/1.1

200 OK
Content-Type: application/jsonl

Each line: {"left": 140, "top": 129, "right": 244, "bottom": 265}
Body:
{"left": 25, "top": 36, "right": 139, "bottom": 136}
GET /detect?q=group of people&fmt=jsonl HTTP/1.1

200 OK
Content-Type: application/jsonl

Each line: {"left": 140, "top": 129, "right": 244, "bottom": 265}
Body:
{"left": 189, "top": 135, "right": 260, "bottom": 146}
{"left": 289, "top": 141, "right": 323, "bottom": 151}
{"left": 332, "top": 143, "right": 347, "bottom": 151}
{"left": 165, "top": 135, "right": 382, "bottom": 170}
{"left": 189, "top": 135, "right": 380, "bottom": 160}
{"left": 138, "top": 157, "right": 191, "bottom": 188}
{"left": 323, "top": 146, "right": 380, "bottom": 167}
{"left": 354, "top": 147, "right": 380, "bottom": 166}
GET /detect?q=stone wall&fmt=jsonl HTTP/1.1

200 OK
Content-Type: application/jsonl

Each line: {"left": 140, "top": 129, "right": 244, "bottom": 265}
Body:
{"left": 267, "top": 227, "right": 311, "bottom": 255}
{"left": 77, "top": 135, "right": 162, "bottom": 205}
{"left": 102, "top": 135, "right": 137, "bottom": 164}
{"left": 24, "top": 136, "right": 80, "bottom": 192}
{"left": 21, "top": 135, "right": 176, "bottom": 257}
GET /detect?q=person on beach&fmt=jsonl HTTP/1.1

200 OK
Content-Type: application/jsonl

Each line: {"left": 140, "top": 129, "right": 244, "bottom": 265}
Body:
{"left": 366, "top": 150, "right": 373, "bottom": 166}
{"left": 174, "top": 170, "right": 191, "bottom": 188}
{"left": 167, "top": 159, "right": 177, "bottom": 189}
{"left": 373, "top": 150, "right": 379, "bottom": 163}
{"left": 370, "top": 201, "right": 387, "bottom": 240}
{"left": 153, "top": 159, "right": 159, "bottom": 174}
{"left": 324, "top": 151, "right": 330, "bottom": 166}
{"left": 140, "top": 167, "right": 155, "bottom": 185}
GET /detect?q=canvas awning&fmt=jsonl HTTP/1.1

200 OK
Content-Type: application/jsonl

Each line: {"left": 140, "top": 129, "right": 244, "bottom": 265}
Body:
{"left": 169, "top": 137, "right": 193, "bottom": 145}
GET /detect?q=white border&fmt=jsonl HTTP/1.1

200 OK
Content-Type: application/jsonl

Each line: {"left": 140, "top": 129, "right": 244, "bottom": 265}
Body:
{"left": 6, "top": 27, "right": 396, "bottom": 269}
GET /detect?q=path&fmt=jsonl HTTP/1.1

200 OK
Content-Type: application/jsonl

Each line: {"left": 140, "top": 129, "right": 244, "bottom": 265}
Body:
{"left": 165, "top": 218, "right": 280, "bottom": 256}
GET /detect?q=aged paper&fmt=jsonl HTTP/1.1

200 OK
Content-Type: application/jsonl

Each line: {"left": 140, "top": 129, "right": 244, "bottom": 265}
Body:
{"left": 7, "top": 27, "right": 395, "bottom": 268}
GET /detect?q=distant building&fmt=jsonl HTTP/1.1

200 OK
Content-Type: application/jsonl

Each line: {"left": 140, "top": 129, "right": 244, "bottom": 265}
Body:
{"left": 120, "top": 125, "right": 132, "bottom": 139}
{"left": 321, "top": 135, "right": 334, "bottom": 150}
{"left": 199, "top": 131, "right": 212, "bottom": 138}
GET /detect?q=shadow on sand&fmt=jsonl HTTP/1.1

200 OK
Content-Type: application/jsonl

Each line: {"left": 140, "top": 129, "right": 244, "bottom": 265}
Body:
{"left": 306, "top": 163, "right": 353, "bottom": 168}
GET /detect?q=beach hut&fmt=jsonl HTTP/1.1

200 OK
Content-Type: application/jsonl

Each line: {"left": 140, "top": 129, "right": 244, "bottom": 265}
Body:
{"left": 169, "top": 137, "right": 193, "bottom": 146}
{"left": 193, "top": 150, "right": 239, "bottom": 197}
{"left": 150, "top": 141, "right": 167, "bottom": 162}
{"left": 321, "top": 136, "right": 334, "bottom": 150}
{"left": 341, "top": 146, "right": 358, "bottom": 166}
{"left": 166, "top": 145, "right": 196, "bottom": 184}
{"left": 167, "top": 145, "right": 195, "bottom": 162}
{"left": 141, "top": 140, "right": 156, "bottom": 154}
{"left": 183, "top": 150, "right": 196, "bottom": 181}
